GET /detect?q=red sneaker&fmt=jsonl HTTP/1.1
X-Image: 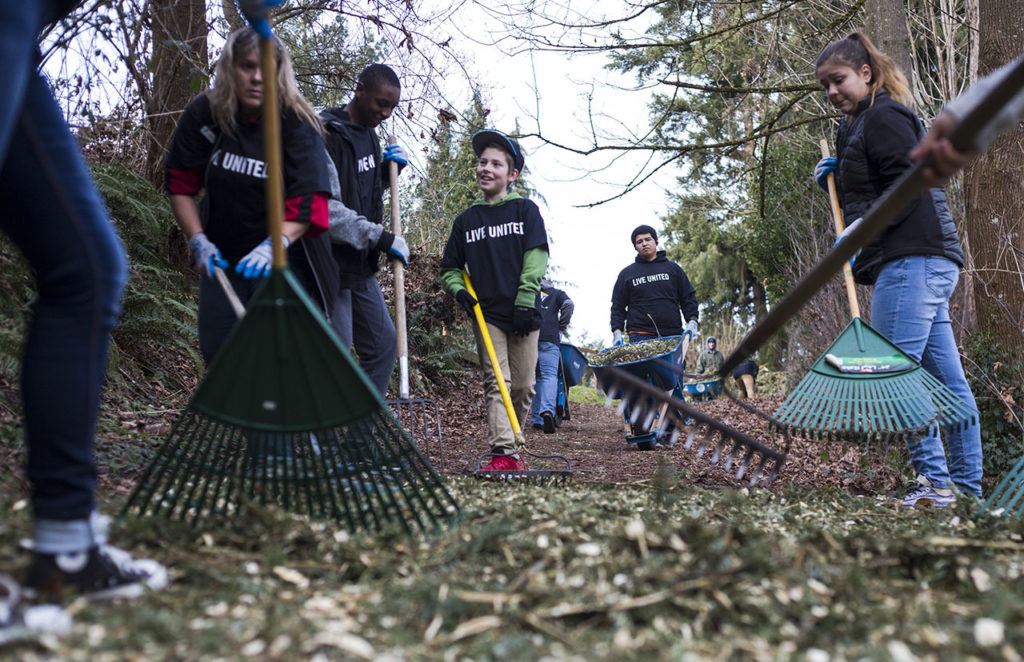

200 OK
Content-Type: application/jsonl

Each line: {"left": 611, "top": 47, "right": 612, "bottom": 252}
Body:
{"left": 480, "top": 454, "right": 523, "bottom": 472}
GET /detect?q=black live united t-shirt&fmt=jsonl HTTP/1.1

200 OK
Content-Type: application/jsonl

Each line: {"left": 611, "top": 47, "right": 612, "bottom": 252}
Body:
{"left": 165, "top": 95, "right": 329, "bottom": 262}
{"left": 441, "top": 196, "right": 549, "bottom": 330}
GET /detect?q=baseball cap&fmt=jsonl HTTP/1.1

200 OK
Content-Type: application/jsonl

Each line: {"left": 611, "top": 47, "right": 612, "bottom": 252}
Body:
{"left": 471, "top": 129, "right": 525, "bottom": 172}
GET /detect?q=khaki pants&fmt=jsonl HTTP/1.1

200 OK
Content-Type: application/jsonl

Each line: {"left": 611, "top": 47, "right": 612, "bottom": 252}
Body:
{"left": 473, "top": 324, "right": 539, "bottom": 454}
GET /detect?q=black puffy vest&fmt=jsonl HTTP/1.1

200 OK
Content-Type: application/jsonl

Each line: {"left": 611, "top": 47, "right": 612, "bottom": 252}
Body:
{"left": 835, "top": 92, "right": 964, "bottom": 285}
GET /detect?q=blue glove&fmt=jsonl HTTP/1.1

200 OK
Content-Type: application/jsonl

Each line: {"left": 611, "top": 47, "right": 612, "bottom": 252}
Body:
{"left": 685, "top": 319, "right": 699, "bottom": 339}
{"left": 814, "top": 156, "right": 837, "bottom": 191}
{"left": 237, "top": 0, "right": 284, "bottom": 38}
{"left": 833, "top": 217, "right": 863, "bottom": 266}
{"left": 386, "top": 235, "right": 409, "bottom": 266}
{"left": 612, "top": 330, "right": 624, "bottom": 346}
{"left": 236, "top": 236, "right": 290, "bottom": 279}
{"left": 188, "top": 232, "right": 228, "bottom": 279}
{"left": 383, "top": 144, "right": 408, "bottom": 167}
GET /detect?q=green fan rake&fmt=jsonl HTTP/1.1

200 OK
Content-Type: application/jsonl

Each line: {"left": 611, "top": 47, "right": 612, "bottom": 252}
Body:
{"left": 771, "top": 141, "right": 977, "bottom": 443}
{"left": 123, "top": 19, "right": 459, "bottom": 534}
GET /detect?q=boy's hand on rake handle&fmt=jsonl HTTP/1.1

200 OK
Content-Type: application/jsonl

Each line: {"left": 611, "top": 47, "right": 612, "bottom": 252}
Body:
{"left": 512, "top": 306, "right": 535, "bottom": 336}
{"left": 455, "top": 289, "right": 477, "bottom": 316}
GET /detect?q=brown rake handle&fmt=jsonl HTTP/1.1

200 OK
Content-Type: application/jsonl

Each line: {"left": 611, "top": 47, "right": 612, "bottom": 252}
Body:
{"left": 388, "top": 135, "right": 410, "bottom": 399}
{"left": 215, "top": 267, "right": 246, "bottom": 320}
{"left": 259, "top": 36, "right": 287, "bottom": 268}
{"left": 721, "top": 56, "right": 1024, "bottom": 378}
{"left": 819, "top": 139, "right": 861, "bottom": 319}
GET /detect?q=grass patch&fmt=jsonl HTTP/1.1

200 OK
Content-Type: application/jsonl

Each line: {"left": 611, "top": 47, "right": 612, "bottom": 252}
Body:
{"left": 569, "top": 385, "right": 608, "bottom": 405}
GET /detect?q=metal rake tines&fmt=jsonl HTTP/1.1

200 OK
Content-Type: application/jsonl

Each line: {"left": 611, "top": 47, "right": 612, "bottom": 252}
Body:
{"left": 470, "top": 450, "right": 573, "bottom": 485}
{"left": 602, "top": 366, "right": 789, "bottom": 486}
{"left": 385, "top": 397, "right": 445, "bottom": 470}
{"left": 122, "top": 408, "right": 460, "bottom": 534}
{"left": 978, "top": 455, "right": 1024, "bottom": 519}
{"left": 771, "top": 365, "right": 979, "bottom": 443}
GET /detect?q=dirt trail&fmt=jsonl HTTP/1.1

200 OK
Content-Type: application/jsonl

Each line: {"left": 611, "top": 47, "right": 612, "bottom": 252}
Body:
{"left": 433, "top": 390, "right": 905, "bottom": 492}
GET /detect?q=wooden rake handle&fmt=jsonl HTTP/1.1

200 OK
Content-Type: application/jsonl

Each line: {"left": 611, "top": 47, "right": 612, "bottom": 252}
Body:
{"left": 258, "top": 36, "right": 287, "bottom": 269}
{"left": 819, "top": 139, "right": 861, "bottom": 319}
{"left": 388, "top": 136, "right": 410, "bottom": 399}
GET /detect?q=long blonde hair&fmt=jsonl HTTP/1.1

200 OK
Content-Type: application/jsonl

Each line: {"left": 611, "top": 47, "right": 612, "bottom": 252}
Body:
{"left": 207, "top": 27, "right": 322, "bottom": 137}
{"left": 816, "top": 31, "right": 913, "bottom": 108}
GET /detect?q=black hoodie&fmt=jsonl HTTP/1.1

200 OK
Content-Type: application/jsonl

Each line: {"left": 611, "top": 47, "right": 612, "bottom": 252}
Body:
{"left": 320, "top": 106, "right": 399, "bottom": 290}
{"left": 610, "top": 250, "right": 698, "bottom": 336}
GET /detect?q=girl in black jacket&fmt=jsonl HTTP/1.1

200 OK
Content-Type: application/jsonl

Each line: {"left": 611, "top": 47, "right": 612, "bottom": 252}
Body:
{"left": 814, "top": 32, "right": 981, "bottom": 507}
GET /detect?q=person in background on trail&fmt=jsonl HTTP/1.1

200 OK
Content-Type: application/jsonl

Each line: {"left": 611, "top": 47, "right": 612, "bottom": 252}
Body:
{"left": 610, "top": 225, "right": 699, "bottom": 348}
{"left": 439, "top": 129, "right": 548, "bottom": 472}
{"left": 0, "top": 1, "right": 166, "bottom": 610}
{"left": 319, "top": 64, "right": 410, "bottom": 397}
{"left": 911, "top": 53, "right": 1024, "bottom": 187}
{"left": 731, "top": 359, "right": 759, "bottom": 399}
{"left": 695, "top": 336, "right": 724, "bottom": 376}
{"left": 529, "top": 277, "right": 574, "bottom": 433}
{"left": 814, "top": 31, "right": 981, "bottom": 508}
{"left": 166, "top": 27, "right": 333, "bottom": 364}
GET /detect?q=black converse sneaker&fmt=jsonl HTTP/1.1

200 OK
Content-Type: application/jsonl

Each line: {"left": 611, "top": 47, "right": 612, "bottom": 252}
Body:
{"left": 25, "top": 546, "right": 167, "bottom": 602}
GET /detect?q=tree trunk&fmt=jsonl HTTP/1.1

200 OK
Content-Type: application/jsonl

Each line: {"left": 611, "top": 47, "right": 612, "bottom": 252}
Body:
{"left": 963, "top": 0, "right": 1024, "bottom": 351}
{"left": 862, "top": 0, "right": 916, "bottom": 91}
{"left": 146, "top": 0, "right": 208, "bottom": 186}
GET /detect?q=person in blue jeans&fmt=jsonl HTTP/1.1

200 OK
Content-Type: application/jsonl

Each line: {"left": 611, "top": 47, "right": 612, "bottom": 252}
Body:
{"left": 814, "top": 32, "right": 982, "bottom": 507}
{"left": 529, "top": 278, "right": 574, "bottom": 433}
{"left": 0, "top": 1, "right": 166, "bottom": 605}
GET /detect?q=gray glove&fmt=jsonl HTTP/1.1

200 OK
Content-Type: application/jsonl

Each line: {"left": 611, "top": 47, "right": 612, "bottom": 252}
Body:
{"left": 188, "top": 232, "right": 227, "bottom": 279}
{"left": 612, "top": 330, "right": 624, "bottom": 346}
{"left": 685, "top": 319, "right": 699, "bottom": 339}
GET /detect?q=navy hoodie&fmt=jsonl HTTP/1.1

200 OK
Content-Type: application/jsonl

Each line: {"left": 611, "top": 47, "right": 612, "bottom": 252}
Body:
{"left": 610, "top": 251, "right": 698, "bottom": 336}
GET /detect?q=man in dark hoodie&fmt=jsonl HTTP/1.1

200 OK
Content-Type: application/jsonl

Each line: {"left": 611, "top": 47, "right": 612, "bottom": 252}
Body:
{"left": 320, "top": 63, "right": 409, "bottom": 395}
{"left": 610, "top": 225, "right": 699, "bottom": 345}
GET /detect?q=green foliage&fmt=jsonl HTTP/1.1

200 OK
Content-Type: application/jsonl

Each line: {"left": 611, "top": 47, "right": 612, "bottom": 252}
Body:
{"left": 276, "top": 11, "right": 383, "bottom": 109}
{"left": 964, "top": 333, "right": 1024, "bottom": 484}
{"left": 406, "top": 90, "right": 491, "bottom": 254}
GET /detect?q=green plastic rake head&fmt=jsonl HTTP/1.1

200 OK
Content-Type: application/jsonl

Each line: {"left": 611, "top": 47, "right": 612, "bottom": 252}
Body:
{"left": 123, "top": 269, "right": 460, "bottom": 534}
{"left": 978, "top": 455, "right": 1024, "bottom": 519}
{"left": 772, "top": 318, "right": 977, "bottom": 442}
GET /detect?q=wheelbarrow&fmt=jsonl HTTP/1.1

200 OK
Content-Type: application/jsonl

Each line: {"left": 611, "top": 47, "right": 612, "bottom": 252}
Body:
{"left": 591, "top": 334, "right": 689, "bottom": 450}
{"left": 554, "top": 342, "right": 588, "bottom": 425}
{"left": 683, "top": 377, "right": 723, "bottom": 402}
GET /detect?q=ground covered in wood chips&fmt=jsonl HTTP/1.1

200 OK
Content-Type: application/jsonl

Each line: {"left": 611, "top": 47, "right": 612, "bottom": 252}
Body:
{"left": 2, "top": 386, "right": 1021, "bottom": 659}
{"left": 2, "top": 476, "right": 1023, "bottom": 660}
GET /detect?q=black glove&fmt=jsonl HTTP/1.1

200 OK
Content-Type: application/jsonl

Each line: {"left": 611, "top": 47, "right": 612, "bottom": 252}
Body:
{"left": 455, "top": 289, "right": 478, "bottom": 316}
{"left": 512, "top": 306, "right": 535, "bottom": 336}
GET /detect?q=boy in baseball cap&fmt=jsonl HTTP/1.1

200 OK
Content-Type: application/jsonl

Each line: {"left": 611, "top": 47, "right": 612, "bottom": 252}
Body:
{"left": 439, "top": 129, "right": 548, "bottom": 471}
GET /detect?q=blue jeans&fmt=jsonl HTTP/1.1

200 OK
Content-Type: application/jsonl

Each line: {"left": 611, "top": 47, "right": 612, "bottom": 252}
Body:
{"left": 871, "top": 256, "right": 982, "bottom": 496}
{"left": 0, "top": 2, "right": 128, "bottom": 550}
{"left": 530, "top": 341, "right": 560, "bottom": 425}
{"left": 330, "top": 275, "right": 397, "bottom": 397}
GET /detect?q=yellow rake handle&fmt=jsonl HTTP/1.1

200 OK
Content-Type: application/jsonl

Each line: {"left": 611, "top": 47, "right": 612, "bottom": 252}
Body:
{"left": 462, "top": 272, "right": 524, "bottom": 444}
